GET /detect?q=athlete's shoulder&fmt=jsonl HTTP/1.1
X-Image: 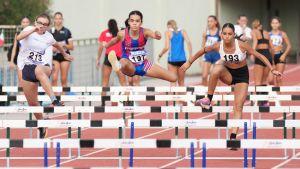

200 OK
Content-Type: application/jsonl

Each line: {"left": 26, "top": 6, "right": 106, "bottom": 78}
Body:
{"left": 280, "top": 31, "right": 288, "bottom": 37}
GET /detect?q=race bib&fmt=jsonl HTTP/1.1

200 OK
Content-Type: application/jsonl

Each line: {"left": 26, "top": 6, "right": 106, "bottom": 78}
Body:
{"left": 223, "top": 54, "right": 240, "bottom": 63}
{"left": 27, "top": 51, "right": 45, "bottom": 64}
{"left": 129, "top": 50, "right": 147, "bottom": 63}
{"left": 271, "top": 36, "right": 282, "bottom": 46}
{"left": 205, "top": 37, "right": 219, "bottom": 47}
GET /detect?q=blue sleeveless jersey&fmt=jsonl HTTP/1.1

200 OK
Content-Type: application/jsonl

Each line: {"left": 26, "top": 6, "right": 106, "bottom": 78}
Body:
{"left": 168, "top": 30, "right": 186, "bottom": 62}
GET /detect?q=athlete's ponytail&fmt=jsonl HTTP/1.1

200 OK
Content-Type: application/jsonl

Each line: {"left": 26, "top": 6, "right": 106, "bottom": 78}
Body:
{"left": 108, "top": 19, "right": 119, "bottom": 37}
{"left": 167, "top": 20, "right": 178, "bottom": 33}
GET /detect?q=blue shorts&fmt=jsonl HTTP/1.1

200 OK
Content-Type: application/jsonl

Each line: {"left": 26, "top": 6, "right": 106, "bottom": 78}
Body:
{"left": 133, "top": 59, "right": 152, "bottom": 76}
{"left": 203, "top": 51, "right": 221, "bottom": 64}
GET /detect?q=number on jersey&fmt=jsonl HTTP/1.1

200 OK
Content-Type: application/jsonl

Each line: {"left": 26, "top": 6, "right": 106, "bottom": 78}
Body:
{"left": 28, "top": 52, "right": 42, "bottom": 62}
{"left": 224, "top": 54, "right": 239, "bottom": 62}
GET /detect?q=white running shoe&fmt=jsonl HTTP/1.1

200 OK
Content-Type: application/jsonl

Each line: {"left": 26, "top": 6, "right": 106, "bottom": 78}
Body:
{"left": 108, "top": 51, "right": 121, "bottom": 72}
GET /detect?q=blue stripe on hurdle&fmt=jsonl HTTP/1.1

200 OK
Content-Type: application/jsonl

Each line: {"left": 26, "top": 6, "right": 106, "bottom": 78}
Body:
{"left": 190, "top": 142, "right": 195, "bottom": 167}
{"left": 44, "top": 142, "right": 48, "bottom": 167}
{"left": 56, "top": 142, "right": 60, "bottom": 167}
{"left": 244, "top": 122, "right": 248, "bottom": 168}
{"left": 252, "top": 122, "right": 257, "bottom": 168}
{"left": 129, "top": 122, "right": 134, "bottom": 167}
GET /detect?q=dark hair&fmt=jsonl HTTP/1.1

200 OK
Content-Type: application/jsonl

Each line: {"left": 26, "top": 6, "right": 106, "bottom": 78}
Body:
{"left": 271, "top": 16, "right": 281, "bottom": 23}
{"left": 222, "top": 23, "right": 235, "bottom": 32}
{"left": 222, "top": 23, "right": 245, "bottom": 41}
{"left": 208, "top": 15, "right": 220, "bottom": 30}
{"left": 54, "top": 12, "right": 63, "bottom": 18}
{"left": 238, "top": 14, "right": 247, "bottom": 19}
{"left": 36, "top": 13, "right": 51, "bottom": 25}
{"left": 124, "top": 18, "right": 129, "bottom": 28}
{"left": 128, "top": 10, "right": 143, "bottom": 22}
{"left": 108, "top": 19, "right": 119, "bottom": 37}
{"left": 21, "top": 16, "right": 30, "bottom": 22}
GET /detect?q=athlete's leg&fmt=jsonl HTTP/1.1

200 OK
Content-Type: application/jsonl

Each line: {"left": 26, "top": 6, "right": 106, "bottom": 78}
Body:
{"left": 275, "top": 63, "right": 285, "bottom": 86}
{"left": 253, "top": 64, "right": 265, "bottom": 86}
{"left": 35, "top": 65, "right": 56, "bottom": 99}
{"left": 202, "top": 61, "right": 212, "bottom": 86}
{"left": 60, "top": 61, "right": 70, "bottom": 88}
{"left": 51, "top": 61, "right": 60, "bottom": 86}
{"left": 177, "top": 65, "right": 185, "bottom": 86}
{"left": 146, "top": 64, "right": 177, "bottom": 82}
{"left": 231, "top": 82, "right": 248, "bottom": 135}
{"left": 168, "top": 64, "right": 178, "bottom": 86}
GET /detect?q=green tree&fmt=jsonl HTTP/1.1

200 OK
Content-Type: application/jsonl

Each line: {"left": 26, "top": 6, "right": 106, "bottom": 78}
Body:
{"left": 0, "top": 0, "right": 50, "bottom": 25}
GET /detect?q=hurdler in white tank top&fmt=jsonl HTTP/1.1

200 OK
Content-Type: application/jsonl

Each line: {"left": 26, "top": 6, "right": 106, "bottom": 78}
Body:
{"left": 219, "top": 39, "right": 247, "bottom": 64}
{"left": 17, "top": 26, "right": 56, "bottom": 70}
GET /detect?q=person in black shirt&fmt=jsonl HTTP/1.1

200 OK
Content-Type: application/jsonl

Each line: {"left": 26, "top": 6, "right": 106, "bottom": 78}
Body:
{"left": 50, "top": 12, "right": 74, "bottom": 91}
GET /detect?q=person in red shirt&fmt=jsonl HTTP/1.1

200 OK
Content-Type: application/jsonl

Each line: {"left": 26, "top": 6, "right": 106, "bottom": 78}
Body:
{"left": 96, "top": 19, "right": 126, "bottom": 103}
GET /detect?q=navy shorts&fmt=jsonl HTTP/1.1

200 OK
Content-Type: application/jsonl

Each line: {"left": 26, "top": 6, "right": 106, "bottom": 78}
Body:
{"left": 22, "top": 64, "right": 50, "bottom": 83}
{"left": 255, "top": 49, "right": 272, "bottom": 67}
{"left": 168, "top": 61, "right": 186, "bottom": 67}
{"left": 53, "top": 53, "right": 69, "bottom": 63}
{"left": 274, "top": 52, "right": 286, "bottom": 65}
{"left": 226, "top": 65, "right": 249, "bottom": 85}
{"left": 203, "top": 51, "right": 221, "bottom": 64}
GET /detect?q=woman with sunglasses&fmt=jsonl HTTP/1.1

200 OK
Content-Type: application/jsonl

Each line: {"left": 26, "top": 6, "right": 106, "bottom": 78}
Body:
{"left": 17, "top": 13, "right": 73, "bottom": 138}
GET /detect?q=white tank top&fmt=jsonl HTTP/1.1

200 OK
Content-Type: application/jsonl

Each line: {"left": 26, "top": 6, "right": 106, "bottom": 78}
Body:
{"left": 219, "top": 39, "right": 247, "bottom": 64}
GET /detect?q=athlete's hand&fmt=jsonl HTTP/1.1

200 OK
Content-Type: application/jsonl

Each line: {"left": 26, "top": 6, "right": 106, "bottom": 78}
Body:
{"left": 96, "top": 59, "right": 101, "bottom": 69}
{"left": 180, "top": 62, "right": 191, "bottom": 72}
{"left": 271, "top": 69, "right": 282, "bottom": 77}
{"left": 9, "top": 62, "right": 15, "bottom": 70}
{"left": 34, "top": 25, "right": 43, "bottom": 32}
{"left": 64, "top": 54, "right": 74, "bottom": 61}
{"left": 154, "top": 31, "right": 161, "bottom": 40}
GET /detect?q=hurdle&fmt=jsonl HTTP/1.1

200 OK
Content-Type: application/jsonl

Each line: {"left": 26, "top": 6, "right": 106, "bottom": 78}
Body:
{"left": 128, "top": 119, "right": 300, "bottom": 160}
{"left": 2, "top": 85, "right": 300, "bottom": 93}
{"left": 2, "top": 105, "right": 299, "bottom": 114}
{"left": 1, "top": 138, "right": 198, "bottom": 168}
{"left": 1, "top": 119, "right": 125, "bottom": 166}
{"left": 1, "top": 94, "right": 300, "bottom": 102}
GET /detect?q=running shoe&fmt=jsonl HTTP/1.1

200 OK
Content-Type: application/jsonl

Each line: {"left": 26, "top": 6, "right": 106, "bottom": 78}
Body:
{"left": 195, "top": 97, "right": 211, "bottom": 109}
{"left": 51, "top": 100, "right": 64, "bottom": 106}
{"left": 38, "top": 127, "right": 48, "bottom": 138}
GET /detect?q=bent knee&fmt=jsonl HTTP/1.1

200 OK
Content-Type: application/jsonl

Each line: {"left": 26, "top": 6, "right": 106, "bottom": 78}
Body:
{"left": 169, "top": 74, "right": 178, "bottom": 82}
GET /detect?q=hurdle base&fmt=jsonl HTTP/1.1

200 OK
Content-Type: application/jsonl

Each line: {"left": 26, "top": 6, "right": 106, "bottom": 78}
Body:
{"left": 0, "top": 156, "right": 186, "bottom": 160}
{"left": 189, "top": 156, "right": 289, "bottom": 160}
{"left": 1, "top": 155, "right": 291, "bottom": 160}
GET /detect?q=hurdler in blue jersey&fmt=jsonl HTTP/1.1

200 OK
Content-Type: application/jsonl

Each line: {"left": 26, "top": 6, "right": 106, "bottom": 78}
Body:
{"left": 105, "top": 10, "right": 177, "bottom": 82}
{"left": 201, "top": 15, "right": 221, "bottom": 86}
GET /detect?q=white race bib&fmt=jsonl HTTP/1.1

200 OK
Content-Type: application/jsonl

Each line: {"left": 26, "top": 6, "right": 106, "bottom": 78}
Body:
{"left": 26, "top": 50, "right": 46, "bottom": 64}
{"left": 222, "top": 54, "right": 241, "bottom": 63}
{"left": 271, "top": 36, "right": 282, "bottom": 46}
{"left": 129, "top": 50, "right": 147, "bottom": 63}
{"left": 205, "top": 37, "right": 219, "bottom": 47}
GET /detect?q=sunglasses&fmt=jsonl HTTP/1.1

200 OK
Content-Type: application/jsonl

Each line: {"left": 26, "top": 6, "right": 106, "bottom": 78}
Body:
{"left": 36, "top": 21, "right": 49, "bottom": 27}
